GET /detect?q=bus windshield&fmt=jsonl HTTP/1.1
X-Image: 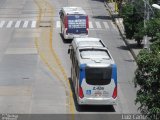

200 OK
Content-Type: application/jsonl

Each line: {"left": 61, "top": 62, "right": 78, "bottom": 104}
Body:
{"left": 85, "top": 67, "right": 112, "bottom": 85}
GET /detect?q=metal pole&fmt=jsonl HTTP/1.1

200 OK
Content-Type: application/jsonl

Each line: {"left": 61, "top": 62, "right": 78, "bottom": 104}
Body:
{"left": 143, "top": 0, "right": 150, "bottom": 49}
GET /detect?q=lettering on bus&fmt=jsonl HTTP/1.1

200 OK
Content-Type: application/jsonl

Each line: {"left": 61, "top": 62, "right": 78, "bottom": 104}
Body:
{"left": 93, "top": 86, "right": 104, "bottom": 90}
{"left": 68, "top": 19, "right": 86, "bottom": 29}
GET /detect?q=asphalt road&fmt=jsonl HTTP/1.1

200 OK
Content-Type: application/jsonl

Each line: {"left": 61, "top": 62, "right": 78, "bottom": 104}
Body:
{"left": 0, "top": 0, "right": 139, "bottom": 118}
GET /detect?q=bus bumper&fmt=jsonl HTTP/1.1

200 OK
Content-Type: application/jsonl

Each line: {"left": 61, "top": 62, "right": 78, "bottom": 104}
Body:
{"left": 64, "top": 32, "right": 88, "bottom": 39}
{"left": 78, "top": 97, "right": 117, "bottom": 105}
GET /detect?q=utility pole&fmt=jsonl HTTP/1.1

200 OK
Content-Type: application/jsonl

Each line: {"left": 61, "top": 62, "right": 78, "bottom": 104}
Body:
{"left": 143, "top": 0, "right": 154, "bottom": 49}
{"left": 143, "top": 0, "right": 149, "bottom": 49}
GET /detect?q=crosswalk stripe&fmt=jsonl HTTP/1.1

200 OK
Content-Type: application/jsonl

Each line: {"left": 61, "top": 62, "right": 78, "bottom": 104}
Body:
{"left": 56, "top": 21, "right": 60, "bottom": 28}
{"left": 23, "top": 21, "right": 29, "bottom": 28}
{"left": 0, "top": 21, "right": 5, "bottom": 28}
{"left": 31, "top": 21, "right": 37, "bottom": 28}
{"left": 89, "top": 22, "right": 93, "bottom": 29}
{"left": 15, "top": 21, "right": 21, "bottom": 28}
{"left": 0, "top": 20, "right": 120, "bottom": 30}
{"left": 6, "top": 21, "right": 13, "bottom": 28}
{"left": 103, "top": 21, "right": 109, "bottom": 29}
{"left": 95, "top": 21, "right": 101, "bottom": 29}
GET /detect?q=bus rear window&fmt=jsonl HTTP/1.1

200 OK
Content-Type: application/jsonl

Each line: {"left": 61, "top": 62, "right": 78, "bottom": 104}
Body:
{"left": 85, "top": 67, "right": 112, "bottom": 85}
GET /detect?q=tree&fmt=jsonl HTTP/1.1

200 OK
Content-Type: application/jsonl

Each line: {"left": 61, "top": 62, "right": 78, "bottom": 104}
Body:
{"left": 146, "top": 18, "right": 160, "bottom": 41}
{"left": 133, "top": 21, "right": 144, "bottom": 46}
{"left": 121, "top": 2, "right": 144, "bottom": 45}
{"left": 134, "top": 36, "right": 160, "bottom": 119}
{"left": 121, "top": 0, "right": 160, "bottom": 45}
{"left": 121, "top": 3, "right": 135, "bottom": 39}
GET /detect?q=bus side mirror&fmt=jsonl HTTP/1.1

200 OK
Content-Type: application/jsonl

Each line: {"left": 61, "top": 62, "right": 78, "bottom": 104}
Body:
{"left": 68, "top": 45, "right": 72, "bottom": 54}
{"left": 59, "top": 10, "right": 62, "bottom": 15}
{"left": 68, "top": 49, "right": 70, "bottom": 54}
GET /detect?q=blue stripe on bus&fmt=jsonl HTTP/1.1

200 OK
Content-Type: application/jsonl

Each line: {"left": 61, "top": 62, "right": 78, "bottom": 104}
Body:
{"left": 79, "top": 64, "right": 86, "bottom": 86}
{"left": 112, "top": 64, "right": 117, "bottom": 86}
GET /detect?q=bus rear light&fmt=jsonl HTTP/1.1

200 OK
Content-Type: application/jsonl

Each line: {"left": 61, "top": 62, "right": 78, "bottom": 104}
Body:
{"left": 64, "top": 16, "right": 68, "bottom": 28}
{"left": 86, "top": 15, "right": 89, "bottom": 29}
{"left": 112, "top": 86, "right": 117, "bottom": 99}
{"left": 79, "top": 86, "right": 84, "bottom": 98}
{"left": 86, "top": 29, "right": 88, "bottom": 34}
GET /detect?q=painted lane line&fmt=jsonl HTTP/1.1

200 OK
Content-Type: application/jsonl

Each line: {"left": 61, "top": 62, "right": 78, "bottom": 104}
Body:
{"left": 6, "top": 21, "right": 13, "bottom": 28}
{"left": 0, "top": 21, "right": 5, "bottom": 28}
{"left": 95, "top": 21, "right": 101, "bottom": 29}
{"left": 23, "top": 21, "right": 29, "bottom": 28}
{"left": 31, "top": 21, "right": 37, "bottom": 28}
{"left": 15, "top": 21, "right": 21, "bottom": 28}
{"left": 56, "top": 21, "right": 60, "bottom": 28}
{"left": 89, "top": 21, "right": 93, "bottom": 29}
{"left": 103, "top": 21, "right": 109, "bottom": 29}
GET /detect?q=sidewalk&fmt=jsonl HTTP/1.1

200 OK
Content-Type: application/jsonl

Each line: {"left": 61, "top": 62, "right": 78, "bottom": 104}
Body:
{"left": 104, "top": 1, "right": 143, "bottom": 61}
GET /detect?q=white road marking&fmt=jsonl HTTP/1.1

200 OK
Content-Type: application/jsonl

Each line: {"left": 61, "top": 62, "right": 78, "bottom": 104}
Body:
{"left": 6, "top": 21, "right": 13, "bottom": 28}
{"left": 5, "top": 48, "right": 37, "bottom": 54}
{"left": 56, "top": 21, "right": 60, "bottom": 28}
{"left": 31, "top": 21, "right": 37, "bottom": 28}
{"left": 15, "top": 21, "right": 21, "bottom": 28}
{"left": 23, "top": 21, "right": 29, "bottom": 28}
{"left": 95, "top": 21, "right": 101, "bottom": 29}
{"left": 0, "top": 21, "right": 5, "bottom": 28}
{"left": 103, "top": 21, "right": 109, "bottom": 29}
{"left": 89, "top": 22, "right": 93, "bottom": 29}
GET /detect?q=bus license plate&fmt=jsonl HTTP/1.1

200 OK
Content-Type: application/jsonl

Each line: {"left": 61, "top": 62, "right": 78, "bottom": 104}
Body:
{"left": 94, "top": 91, "right": 102, "bottom": 96}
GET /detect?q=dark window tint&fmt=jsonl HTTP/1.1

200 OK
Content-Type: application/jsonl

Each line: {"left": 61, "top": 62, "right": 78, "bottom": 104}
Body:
{"left": 85, "top": 67, "right": 112, "bottom": 85}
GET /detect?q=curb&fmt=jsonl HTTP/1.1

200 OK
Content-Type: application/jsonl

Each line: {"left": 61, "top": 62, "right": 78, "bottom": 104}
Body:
{"left": 104, "top": 1, "right": 137, "bottom": 61}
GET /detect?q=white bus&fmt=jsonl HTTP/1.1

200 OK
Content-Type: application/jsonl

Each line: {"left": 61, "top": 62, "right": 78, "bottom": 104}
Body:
{"left": 68, "top": 37, "right": 117, "bottom": 105}
{"left": 59, "top": 7, "right": 89, "bottom": 40}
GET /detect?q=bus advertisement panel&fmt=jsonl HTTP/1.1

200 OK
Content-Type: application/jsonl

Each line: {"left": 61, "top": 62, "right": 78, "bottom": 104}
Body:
{"left": 67, "top": 15, "right": 88, "bottom": 34}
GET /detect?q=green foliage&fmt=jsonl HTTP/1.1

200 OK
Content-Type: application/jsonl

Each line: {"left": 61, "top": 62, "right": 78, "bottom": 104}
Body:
{"left": 134, "top": 21, "right": 144, "bottom": 44}
{"left": 146, "top": 18, "right": 160, "bottom": 39}
{"left": 121, "top": 3, "right": 135, "bottom": 39}
{"left": 121, "top": 0, "right": 160, "bottom": 45}
{"left": 121, "top": 2, "right": 144, "bottom": 42}
{"left": 135, "top": 37, "right": 160, "bottom": 119}
{"left": 122, "top": 0, "right": 160, "bottom": 118}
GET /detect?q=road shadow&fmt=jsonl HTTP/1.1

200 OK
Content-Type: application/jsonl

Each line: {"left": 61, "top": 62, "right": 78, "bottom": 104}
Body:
{"left": 117, "top": 45, "right": 129, "bottom": 51}
{"left": 92, "top": 15, "right": 112, "bottom": 20}
{"left": 128, "top": 43, "right": 143, "bottom": 49}
{"left": 91, "top": 0, "right": 104, "bottom": 2}
{"left": 117, "top": 42, "right": 143, "bottom": 51}
{"left": 124, "top": 59, "right": 135, "bottom": 62}
{"left": 68, "top": 78, "right": 116, "bottom": 112}
{"left": 59, "top": 33, "right": 72, "bottom": 44}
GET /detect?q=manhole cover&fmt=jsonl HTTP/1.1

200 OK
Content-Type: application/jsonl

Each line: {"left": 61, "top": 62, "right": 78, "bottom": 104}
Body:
{"left": 39, "top": 21, "right": 52, "bottom": 27}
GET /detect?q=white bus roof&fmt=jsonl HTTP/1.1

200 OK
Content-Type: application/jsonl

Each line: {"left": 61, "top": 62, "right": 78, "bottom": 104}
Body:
{"left": 71, "top": 37, "right": 114, "bottom": 67}
{"left": 77, "top": 47, "right": 114, "bottom": 67}
{"left": 73, "top": 37, "right": 106, "bottom": 48}
{"left": 62, "top": 7, "right": 86, "bottom": 15}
